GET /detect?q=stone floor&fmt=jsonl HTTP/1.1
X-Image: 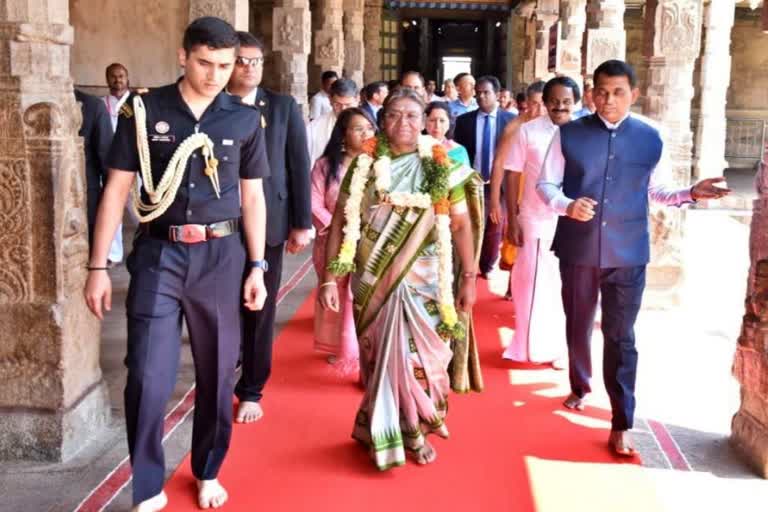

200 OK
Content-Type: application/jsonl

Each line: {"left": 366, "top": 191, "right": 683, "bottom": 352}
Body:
{"left": 1, "top": 166, "right": 767, "bottom": 511}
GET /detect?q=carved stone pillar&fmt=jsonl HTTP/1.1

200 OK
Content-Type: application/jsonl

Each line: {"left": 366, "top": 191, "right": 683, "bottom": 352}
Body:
{"left": 693, "top": 0, "right": 735, "bottom": 180}
{"left": 310, "top": 0, "right": 344, "bottom": 92}
{"left": 732, "top": 146, "right": 768, "bottom": 479}
{"left": 641, "top": 0, "right": 703, "bottom": 306}
{"left": 559, "top": 0, "right": 587, "bottom": 87}
{"left": 363, "top": 0, "right": 383, "bottom": 83}
{"left": 343, "top": 0, "right": 365, "bottom": 87}
{"left": 534, "top": 0, "right": 559, "bottom": 80}
{"left": 272, "top": 0, "right": 312, "bottom": 114}
{"left": 508, "top": 14, "right": 527, "bottom": 91}
{"left": 0, "top": 0, "right": 109, "bottom": 461}
{"left": 584, "top": 0, "right": 626, "bottom": 76}
{"left": 189, "top": 0, "right": 249, "bottom": 30}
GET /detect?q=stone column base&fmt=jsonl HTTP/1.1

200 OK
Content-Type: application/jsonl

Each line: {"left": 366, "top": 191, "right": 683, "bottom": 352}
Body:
{"left": 0, "top": 380, "right": 110, "bottom": 462}
{"left": 644, "top": 265, "right": 682, "bottom": 310}
{"left": 732, "top": 409, "right": 768, "bottom": 478}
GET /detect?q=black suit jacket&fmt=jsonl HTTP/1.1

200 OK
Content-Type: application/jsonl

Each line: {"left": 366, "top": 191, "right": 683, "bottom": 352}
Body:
{"left": 250, "top": 88, "right": 312, "bottom": 247}
{"left": 453, "top": 108, "right": 517, "bottom": 170}
{"left": 75, "top": 89, "right": 112, "bottom": 234}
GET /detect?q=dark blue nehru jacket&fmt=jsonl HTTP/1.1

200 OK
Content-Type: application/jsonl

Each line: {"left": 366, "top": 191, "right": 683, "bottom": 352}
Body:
{"left": 552, "top": 114, "right": 663, "bottom": 268}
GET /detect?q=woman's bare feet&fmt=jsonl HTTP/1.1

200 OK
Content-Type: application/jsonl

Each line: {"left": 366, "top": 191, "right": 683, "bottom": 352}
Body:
{"left": 563, "top": 393, "right": 586, "bottom": 411}
{"left": 235, "top": 401, "right": 263, "bottom": 423}
{"left": 407, "top": 440, "right": 437, "bottom": 465}
{"left": 197, "top": 479, "right": 228, "bottom": 509}
{"left": 131, "top": 491, "right": 168, "bottom": 512}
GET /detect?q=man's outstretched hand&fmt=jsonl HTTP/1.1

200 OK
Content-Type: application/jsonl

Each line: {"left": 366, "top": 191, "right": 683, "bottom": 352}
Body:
{"left": 691, "top": 177, "right": 731, "bottom": 201}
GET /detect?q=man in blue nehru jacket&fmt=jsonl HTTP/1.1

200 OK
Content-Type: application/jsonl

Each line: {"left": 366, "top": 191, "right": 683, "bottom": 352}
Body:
{"left": 537, "top": 60, "right": 729, "bottom": 456}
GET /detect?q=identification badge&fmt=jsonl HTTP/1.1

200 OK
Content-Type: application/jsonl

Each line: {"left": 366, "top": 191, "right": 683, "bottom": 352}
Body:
{"left": 155, "top": 121, "right": 170, "bottom": 134}
{"left": 222, "top": 139, "right": 234, "bottom": 146}
{"left": 150, "top": 134, "right": 175, "bottom": 143}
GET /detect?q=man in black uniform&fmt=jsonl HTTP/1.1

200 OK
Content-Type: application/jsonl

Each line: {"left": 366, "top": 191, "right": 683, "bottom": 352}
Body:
{"left": 84, "top": 17, "right": 269, "bottom": 512}
{"left": 226, "top": 31, "right": 312, "bottom": 423}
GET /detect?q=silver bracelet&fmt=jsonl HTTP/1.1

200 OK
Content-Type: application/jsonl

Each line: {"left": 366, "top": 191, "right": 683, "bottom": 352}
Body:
{"left": 320, "top": 281, "right": 338, "bottom": 288}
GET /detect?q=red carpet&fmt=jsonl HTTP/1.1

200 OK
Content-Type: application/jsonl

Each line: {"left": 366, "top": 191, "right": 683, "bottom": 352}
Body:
{"left": 162, "top": 279, "right": 653, "bottom": 512}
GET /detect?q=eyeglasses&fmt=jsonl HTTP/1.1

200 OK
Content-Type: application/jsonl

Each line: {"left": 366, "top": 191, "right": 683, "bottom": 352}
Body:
{"left": 236, "top": 56, "right": 264, "bottom": 68}
{"left": 383, "top": 110, "right": 423, "bottom": 124}
{"left": 349, "top": 126, "right": 374, "bottom": 135}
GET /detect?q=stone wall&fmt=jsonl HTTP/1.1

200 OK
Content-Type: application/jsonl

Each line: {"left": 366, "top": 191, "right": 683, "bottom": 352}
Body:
{"left": 70, "top": 0, "right": 190, "bottom": 88}
{"left": 729, "top": 7, "right": 768, "bottom": 113}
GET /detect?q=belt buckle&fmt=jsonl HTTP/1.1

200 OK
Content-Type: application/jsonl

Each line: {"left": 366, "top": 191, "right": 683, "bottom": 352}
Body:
{"left": 172, "top": 224, "right": 207, "bottom": 243}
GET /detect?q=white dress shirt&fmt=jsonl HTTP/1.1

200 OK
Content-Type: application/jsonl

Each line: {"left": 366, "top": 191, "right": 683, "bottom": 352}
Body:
{"left": 309, "top": 90, "right": 332, "bottom": 120}
{"left": 241, "top": 87, "right": 258, "bottom": 106}
{"left": 103, "top": 90, "right": 130, "bottom": 132}
{"left": 474, "top": 107, "right": 498, "bottom": 173}
{"left": 307, "top": 110, "right": 337, "bottom": 166}
{"left": 505, "top": 115, "right": 559, "bottom": 238}
{"left": 536, "top": 112, "right": 693, "bottom": 216}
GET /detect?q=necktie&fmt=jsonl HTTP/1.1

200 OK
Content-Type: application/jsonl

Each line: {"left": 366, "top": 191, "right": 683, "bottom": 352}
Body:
{"left": 481, "top": 113, "right": 492, "bottom": 181}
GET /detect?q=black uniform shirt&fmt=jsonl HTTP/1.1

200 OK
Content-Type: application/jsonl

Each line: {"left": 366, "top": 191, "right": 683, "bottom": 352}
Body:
{"left": 107, "top": 82, "right": 270, "bottom": 227}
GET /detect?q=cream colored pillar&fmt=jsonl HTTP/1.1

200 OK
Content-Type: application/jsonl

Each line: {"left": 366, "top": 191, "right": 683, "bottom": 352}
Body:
{"left": 641, "top": 0, "right": 704, "bottom": 306}
{"left": 363, "top": 0, "right": 384, "bottom": 83}
{"left": 584, "top": 0, "right": 626, "bottom": 76}
{"left": 343, "top": 0, "right": 365, "bottom": 87}
{"left": 0, "top": 0, "right": 110, "bottom": 461}
{"left": 693, "top": 0, "right": 736, "bottom": 180}
{"left": 189, "top": 0, "right": 249, "bottom": 30}
{"left": 272, "top": 0, "right": 312, "bottom": 114}
{"left": 310, "top": 0, "right": 345, "bottom": 91}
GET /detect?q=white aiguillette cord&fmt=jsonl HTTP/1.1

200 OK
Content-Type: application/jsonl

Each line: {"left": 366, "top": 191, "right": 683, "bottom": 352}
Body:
{"left": 132, "top": 95, "right": 221, "bottom": 223}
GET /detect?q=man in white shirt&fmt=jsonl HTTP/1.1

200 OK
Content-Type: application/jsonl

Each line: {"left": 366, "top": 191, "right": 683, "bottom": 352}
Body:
{"left": 309, "top": 70, "right": 338, "bottom": 120}
{"left": 500, "top": 76, "right": 580, "bottom": 367}
{"left": 536, "top": 60, "right": 730, "bottom": 457}
{"left": 102, "top": 63, "right": 131, "bottom": 266}
{"left": 306, "top": 78, "right": 359, "bottom": 165}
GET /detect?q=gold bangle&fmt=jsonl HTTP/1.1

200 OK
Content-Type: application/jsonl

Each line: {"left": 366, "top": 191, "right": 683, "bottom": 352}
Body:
{"left": 320, "top": 281, "right": 338, "bottom": 288}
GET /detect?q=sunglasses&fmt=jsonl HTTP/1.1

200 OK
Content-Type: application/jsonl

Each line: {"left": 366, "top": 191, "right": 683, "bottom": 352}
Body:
{"left": 236, "top": 56, "right": 265, "bottom": 68}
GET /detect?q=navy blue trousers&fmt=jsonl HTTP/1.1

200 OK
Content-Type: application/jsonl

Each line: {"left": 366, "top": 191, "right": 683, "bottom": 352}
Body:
{"left": 479, "top": 184, "right": 503, "bottom": 275}
{"left": 235, "top": 242, "right": 285, "bottom": 402}
{"left": 559, "top": 262, "right": 646, "bottom": 431}
{"left": 124, "top": 234, "right": 245, "bottom": 505}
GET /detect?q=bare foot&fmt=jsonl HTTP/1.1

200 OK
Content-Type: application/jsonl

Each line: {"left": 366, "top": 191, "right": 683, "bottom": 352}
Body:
{"left": 563, "top": 393, "right": 586, "bottom": 411}
{"left": 408, "top": 440, "right": 437, "bottom": 465}
{"left": 132, "top": 491, "right": 168, "bottom": 512}
{"left": 608, "top": 430, "right": 638, "bottom": 457}
{"left": 197, "top": 479, "right": 228, "bottom": 509}
{"left": 551, "top": 358, "right": 566, "bottom": 371}
{"left": 236, "top": 401, "right": 263, "bottom": 423}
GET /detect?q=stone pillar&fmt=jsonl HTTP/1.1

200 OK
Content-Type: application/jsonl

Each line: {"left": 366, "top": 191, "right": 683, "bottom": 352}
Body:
{"left": 641, "top": 0, "right": 703, "bottom": 306}
{"left": 0, "top": 0, "right": 109, "bottom": 461}
{"left": 584, "top": 0, "right": 626, "bottom": 77}
{"left": 272, "top": 0, "right": 312, "bottom": 113}
{"left": 534, "top": 0, "right": 559, "bottom": 80}
{"left": 732, "top": 146, "right": 768, "bottom": 479}
{"left": 310, "top": 0, "right": 345, "bottom": 91}
{"left": 189, "top": 0, "right": 249, "bottom": 30}
{"left": 559, "top": 0, "right": 587, "bottom": 87}
{"left": 693, "top": 0, "right": 735, "bottom": 180}
{"left": 508, "top": 14, "right": 526, "bottom": 91}
{"left": 363, "top": 0, "right": 384, "bottom": 83}
{"left": 343, "top": 0, "right": 365, "bottom": 87}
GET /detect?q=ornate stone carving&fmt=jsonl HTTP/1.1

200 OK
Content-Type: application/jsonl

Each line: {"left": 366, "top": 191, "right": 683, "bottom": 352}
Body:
{"left": 318, "top": 36, "right": 340, "bottom": 60}
{"left": 585, "top": 31, "right": 625, "bottom": 74}
{"left": 363, "top": 0, "right": 383, "bottom": 83}
{"left": 190, "top": 0, "right": 231, "bottom": 21}
{"left": 659, "top": 0, "right": 702, "bottom": 58}
{"left": 0, "top": 160, "right": 31, "bottom": 305}
{"left": 343, "top": 0, "right": 365, "bottom": 86}
{"left": 23, "top": 103, "right": 65, "bottom": 139}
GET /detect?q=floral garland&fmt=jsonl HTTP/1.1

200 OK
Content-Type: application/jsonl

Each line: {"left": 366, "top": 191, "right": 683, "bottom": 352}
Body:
{"left": 327, "top": 134, "right": 466, "bottom": 341}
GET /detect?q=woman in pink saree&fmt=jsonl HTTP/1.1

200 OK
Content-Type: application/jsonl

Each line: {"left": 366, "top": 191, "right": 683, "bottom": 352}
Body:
{"left": 311, "top": 108, "right": 375, "bottom": 377}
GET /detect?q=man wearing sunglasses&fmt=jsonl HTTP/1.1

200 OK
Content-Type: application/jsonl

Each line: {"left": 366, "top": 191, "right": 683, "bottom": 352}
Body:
{"left": 227, "top": 31, "right": 312, "bottom": 424}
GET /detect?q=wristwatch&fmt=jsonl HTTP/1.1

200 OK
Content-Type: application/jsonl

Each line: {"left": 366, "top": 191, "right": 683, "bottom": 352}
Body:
{"left": 249, "top": 259, "right": 269, "bottom": 272}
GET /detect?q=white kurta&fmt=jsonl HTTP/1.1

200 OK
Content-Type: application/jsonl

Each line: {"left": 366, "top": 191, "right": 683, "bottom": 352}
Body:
{"left": 502, "top": 115, "right": 566, "bottom": 363}
{"left": 306, "top": 111, "right": 337, "bottom": 167}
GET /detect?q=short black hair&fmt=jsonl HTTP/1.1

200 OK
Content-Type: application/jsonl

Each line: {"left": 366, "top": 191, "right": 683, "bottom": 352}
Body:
{"left": 321, "top": 70, "right": 339, "bottom": 84}
{"left": 183, "top": 17, "right": 239, "bottom": 54}
{"left": 330, "top": 78, "right": 358, "bottom": 98}
{"left": 543, "top": 76, "right": 581, "bottom": 104}
{"left": 593, "top": 59, "right": 637, "bottom": 88}
{"left": 364, "top": 81, "right": 388, "bottom": 101}
{"left": 515, "top": 92, "right": 526, "bottom": 104}
{"left": 401, "top": 70, "right": 424, "bottom": 86}
{"left": 454, "top": 72, "right": 471, "bottom": 86}
{"left": 236, "top": 31, "right": 266, "bottom": 53}
{"left": 105, "top": 62, "right": 127, "bottom": 77}
{"left": 476, "top": 75, "right": 501, "bottom": 93}
{"left": 526, "top": 80, "right": 546, "bottom": 97}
